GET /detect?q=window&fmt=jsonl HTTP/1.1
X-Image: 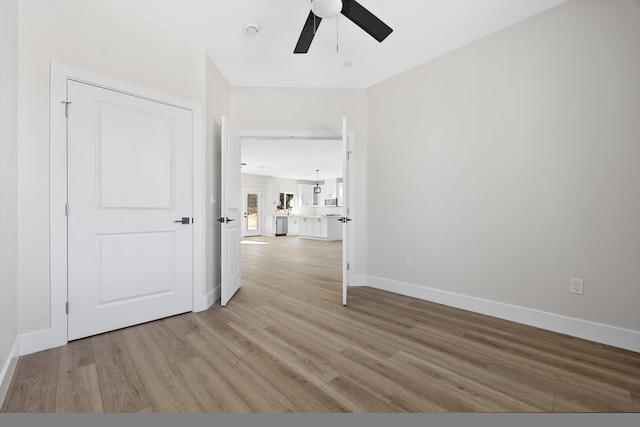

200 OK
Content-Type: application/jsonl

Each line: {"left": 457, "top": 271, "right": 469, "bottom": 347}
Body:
{"left": 277, "top": 192, "right": 295, "bottom": 214}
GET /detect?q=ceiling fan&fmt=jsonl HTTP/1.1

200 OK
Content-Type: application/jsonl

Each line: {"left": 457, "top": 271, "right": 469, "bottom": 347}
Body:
{"left": 294, "top": 0, "right": 393, "bottom": 54}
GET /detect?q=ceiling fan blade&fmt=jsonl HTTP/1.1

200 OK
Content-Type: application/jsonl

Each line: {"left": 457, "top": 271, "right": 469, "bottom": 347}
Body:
{"left": 340, "top": 0, "right": 393, "bottom": 43}
{"left": 294, "top": 11, "right": 323, "bottom": 54}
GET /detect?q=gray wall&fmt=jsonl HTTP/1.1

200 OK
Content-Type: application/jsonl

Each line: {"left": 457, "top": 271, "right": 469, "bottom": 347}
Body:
{"left": 366, "top": 0, "right": 640, "bottom": 331}
{"left": 16, "top": 0, "right": 208, "bottom": 334}
{"left": 0, "top": 0, "right": 19, "bottom": 399}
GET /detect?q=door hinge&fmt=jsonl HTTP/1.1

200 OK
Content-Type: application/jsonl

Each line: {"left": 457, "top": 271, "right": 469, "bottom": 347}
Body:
{"left": 61, "top": 101, "right": 71, "bottom": 117}
{"left": 65, "top": 203, "right": 69, "bottom": 216}
{"left": 347, "top": 263, "right": 350, "bottom": 271}
{"left": 65, "top": 301, "right": 69, "bottom": 314}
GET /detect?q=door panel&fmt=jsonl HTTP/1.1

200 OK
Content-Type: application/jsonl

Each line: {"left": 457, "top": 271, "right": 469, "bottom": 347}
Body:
{"left": 221, "top": 116, "right": 242, "bottom": 306}
{"left": 67, "top": 80, "right": 193, "bottom": 340}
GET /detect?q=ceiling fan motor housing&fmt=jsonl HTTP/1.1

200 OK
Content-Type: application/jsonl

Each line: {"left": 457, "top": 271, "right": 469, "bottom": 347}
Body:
{"left": 312, "top": 0, "right": 343, "bottom": 19}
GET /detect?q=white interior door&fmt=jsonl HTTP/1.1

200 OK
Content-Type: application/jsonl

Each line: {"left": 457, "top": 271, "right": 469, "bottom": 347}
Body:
{"left": 220, "top": 116, "right": 242, "bottom": 306}
{"left": 67, "top": 80, "right": 193, "bottom": 341}
{"left": 342, "top": 117, "right": 352, "bottom": 305}
{"left": 242, "top": 189, "right": 263, "bottom": 237}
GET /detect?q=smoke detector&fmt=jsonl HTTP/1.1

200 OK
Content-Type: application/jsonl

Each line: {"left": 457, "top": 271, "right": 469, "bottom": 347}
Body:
{"left": 245, "top": 23, "right": 260, "bottom": 35}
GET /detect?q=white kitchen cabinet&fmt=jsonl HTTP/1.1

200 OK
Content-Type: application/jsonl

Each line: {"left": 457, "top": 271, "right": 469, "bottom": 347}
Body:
{"left": 288, "top": 216, "right": 300, "bottom": 235}
{"left": 297, "top": 184, "right": 313, "bottom": 207}
{"left": 264, "top": 180, "right": 280, "bottom": 215}
{"left": 298, "top": 216, "right": 342, "bottom": 241}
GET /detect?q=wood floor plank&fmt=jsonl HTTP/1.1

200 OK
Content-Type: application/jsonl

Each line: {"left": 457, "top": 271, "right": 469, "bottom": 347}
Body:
{"left": 320, "top": 375, "right": 404, "bottom": 412}
{"left": 173, "top": 356, "right": 251, "bottom": 412}
{"left": 242, "top": 349, "right": 349, "bottom": 412}
{"left": 90, "top": 333, "right": 151, "bottom": 413}
{"left": 122, "top": 331, "right": 203, "bottom": 412}
{"left": 389, "top": 350, "right": 547, "bottom": 412}
{"left": 54, "top": 363, "right": 104, "bottom": 412}
{"left": 226, "top": 319, "right": 338, "bottom": 387}
{"left": 1, "top": 348, "right": 60, "bottom": 412}
{"left": 183, "top": 330, "right": 294, "bottom": 412}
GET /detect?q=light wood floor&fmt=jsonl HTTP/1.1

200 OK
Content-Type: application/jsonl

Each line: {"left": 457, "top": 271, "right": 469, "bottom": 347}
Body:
{"left": 2, "top": 235, "right": 639, "bottom": 413}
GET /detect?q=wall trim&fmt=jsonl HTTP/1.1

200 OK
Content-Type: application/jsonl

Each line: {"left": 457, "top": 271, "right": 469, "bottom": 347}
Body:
{"left": 193, "top": 285, "right": 219, "bottom": 312}
{"left": 17, "top": 329, "right": 62, "bottom": 356}
{"left": 0, "top": 338, "right": 19, "bottom": 407}
{"left": 349, "top": 274, "right": 369, "bottom": 287}
{"left": 364, "top": 275, "right": 640, "bottom": 353}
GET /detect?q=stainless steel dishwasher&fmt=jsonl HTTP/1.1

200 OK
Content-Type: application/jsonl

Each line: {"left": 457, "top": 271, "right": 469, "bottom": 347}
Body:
{"left": 275, "top": 216, "right": 288, "bottom": 236}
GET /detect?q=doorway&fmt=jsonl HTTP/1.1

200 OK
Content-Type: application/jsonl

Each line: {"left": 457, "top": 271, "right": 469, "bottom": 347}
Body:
{"left": 235, "top": 126, "right": 355, "bottom": 305}
{"left": 242, "top": 189, "right": 263, "bottom": 237}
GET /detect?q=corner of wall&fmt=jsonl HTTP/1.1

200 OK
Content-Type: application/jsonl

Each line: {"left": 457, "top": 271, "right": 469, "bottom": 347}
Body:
{"left": 0, "top": 338, "right": 19, "bottom": 409}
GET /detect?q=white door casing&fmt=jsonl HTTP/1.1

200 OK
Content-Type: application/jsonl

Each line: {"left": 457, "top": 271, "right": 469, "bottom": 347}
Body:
{"left": 66, "top": 80, "right": 193, "bottom": 340}
{"left": 49, "top": 63, "right": 203, "bottom": 352}
{"left": 220, "top": 116, "right": 242, "bottom": 306}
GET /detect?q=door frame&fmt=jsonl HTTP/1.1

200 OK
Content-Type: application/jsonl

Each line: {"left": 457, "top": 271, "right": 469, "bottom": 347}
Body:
{"left": 238, "top": 129, "right": 357, "bottom": 288}
{"left": 242, "top": 188, "right": 264, "bottom": 237}
{"left": 49, "top": 63, "right": 203, "bottom": 348}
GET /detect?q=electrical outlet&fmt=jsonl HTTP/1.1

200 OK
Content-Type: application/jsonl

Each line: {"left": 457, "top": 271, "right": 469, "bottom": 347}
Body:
{"left": 406, "top": 256, "right": 413, "bottom": 268}
{"left": 570, "top": 278, "right": 584, "bottom": 295}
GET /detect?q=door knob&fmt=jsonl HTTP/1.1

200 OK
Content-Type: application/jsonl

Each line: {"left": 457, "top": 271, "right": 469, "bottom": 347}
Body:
{"left": 174, "top": 217, "right": 191, "bottom": 224}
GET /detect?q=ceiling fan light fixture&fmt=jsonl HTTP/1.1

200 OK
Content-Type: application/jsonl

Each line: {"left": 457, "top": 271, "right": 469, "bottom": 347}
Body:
{"left": 312, "top": 0, "right": 342, "bottom": 19}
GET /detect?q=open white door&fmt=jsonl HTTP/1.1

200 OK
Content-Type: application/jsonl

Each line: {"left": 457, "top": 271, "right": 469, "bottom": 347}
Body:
{"left": 341, "top": 117, "right": 352, "bottom": 305}
{"left": 220, "top": 116, "right": 242, "bottom": 306}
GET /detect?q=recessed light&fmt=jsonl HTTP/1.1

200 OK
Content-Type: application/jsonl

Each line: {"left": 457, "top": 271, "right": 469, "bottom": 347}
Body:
{"left": 344, "top": 61, "right": 352, "bottom": 67}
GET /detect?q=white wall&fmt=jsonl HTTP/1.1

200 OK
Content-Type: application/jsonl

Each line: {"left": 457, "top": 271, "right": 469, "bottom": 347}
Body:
{"left": 367, "top": 0, "right": 640, "bottom": 333}
{"left": 206, "top": 55, "right": 231, "bottom": 300}
{"left": 17, "top": 0, "right": 208, "bottom": 335}
{"left": 231, "top": 88, "right": 368, "bottom": 274}
{"left": 0, "top": 0, "right": 19, "bottom": 403}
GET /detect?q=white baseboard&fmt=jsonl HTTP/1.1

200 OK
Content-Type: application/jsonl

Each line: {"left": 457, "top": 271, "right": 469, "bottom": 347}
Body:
{"left": 194, "top": 287, "right": 218, "bottom": 312}
{"left": 362, "top": 276, "right": 640, "bottom": 353}
{"left": 349, "top": 274, "right": 368, "bottom": 287}
{"left": 18, "top": 328, "right": 62, "bottom": 356}
{"left": 0, "top": 339, "right": 19, "bottom": 407}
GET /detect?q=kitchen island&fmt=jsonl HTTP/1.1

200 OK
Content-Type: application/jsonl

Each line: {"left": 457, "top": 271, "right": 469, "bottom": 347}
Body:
{"left": 297, "top": 215, "right": 342, "bottom": 241}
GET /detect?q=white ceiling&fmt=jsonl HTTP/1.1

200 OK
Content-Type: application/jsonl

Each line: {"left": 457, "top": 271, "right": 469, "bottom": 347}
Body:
{"left": 98, "top": 0, "right": 566, "bottom": 181}
{"left": 241, "top": 138, "right": 343, "bottom": 181}
{"left": 99, "top": 0, "right": 567, "bottom": 88}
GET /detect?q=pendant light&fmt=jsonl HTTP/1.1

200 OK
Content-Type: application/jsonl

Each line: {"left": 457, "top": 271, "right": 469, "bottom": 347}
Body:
{"left": 314, "top": 169, "right": 321, "bottom": 194}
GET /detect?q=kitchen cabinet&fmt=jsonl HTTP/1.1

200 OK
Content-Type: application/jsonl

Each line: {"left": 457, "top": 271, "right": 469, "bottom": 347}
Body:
{"left": 297, "top": 184, "right": 313, "bottom": 207}
{"left": 265, "top": 180, "right": 280, "bottom": 215}
{"left": 298, "top": 216, "right": 342, "bottom": 241}
{"left": 288, "top": 216, "right": 300, "bottom": 235}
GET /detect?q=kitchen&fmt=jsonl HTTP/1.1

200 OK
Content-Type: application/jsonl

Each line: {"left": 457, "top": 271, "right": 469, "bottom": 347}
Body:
{"left": 240, "top": 137, "right": 344, "bottom": 241}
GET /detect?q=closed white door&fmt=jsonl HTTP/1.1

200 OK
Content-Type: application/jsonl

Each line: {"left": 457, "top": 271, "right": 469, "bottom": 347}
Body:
{"left": 242, "top": 189, "right": 263, "bottom": 237}
{"left": 220, "top": 116, "right": 242, "bottom": 306}
{"left": 67, "top": 80, "right": 193, "bottom": 341}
